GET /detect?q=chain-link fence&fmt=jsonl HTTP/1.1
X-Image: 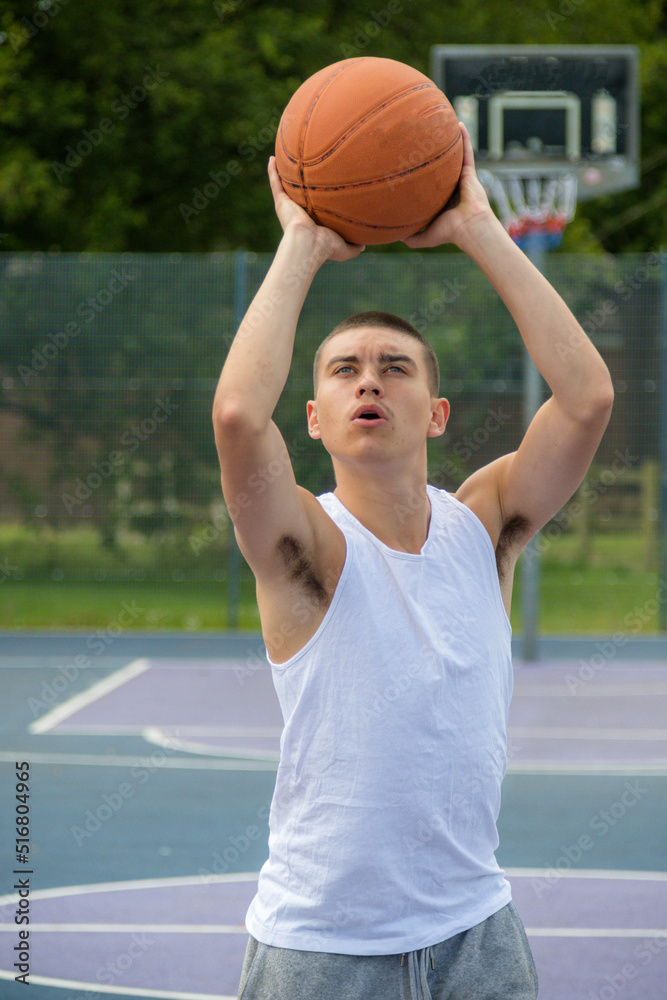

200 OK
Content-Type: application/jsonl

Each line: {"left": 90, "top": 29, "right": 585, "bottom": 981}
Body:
{"left": 1, "top": 251, "right": 665, "bottom": 631}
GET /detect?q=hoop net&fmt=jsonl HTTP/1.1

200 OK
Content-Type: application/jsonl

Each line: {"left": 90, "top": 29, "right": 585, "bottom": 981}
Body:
{"left": 479, "top": 171, "right": 578, "bottom": 251}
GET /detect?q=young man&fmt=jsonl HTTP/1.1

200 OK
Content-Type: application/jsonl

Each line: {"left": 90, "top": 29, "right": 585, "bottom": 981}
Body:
{"left": 213, "top": 125, "right": 613, "bottom": 1000}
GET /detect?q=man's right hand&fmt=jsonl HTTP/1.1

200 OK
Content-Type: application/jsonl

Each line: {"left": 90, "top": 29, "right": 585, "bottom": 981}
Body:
{"left": 268, "top": 156, "right": 366, "bottom": 263}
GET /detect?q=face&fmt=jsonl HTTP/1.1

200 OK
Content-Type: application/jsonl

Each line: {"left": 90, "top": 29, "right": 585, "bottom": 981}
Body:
{"left": 307, "top": 327, "right": 449, "bottom": 469}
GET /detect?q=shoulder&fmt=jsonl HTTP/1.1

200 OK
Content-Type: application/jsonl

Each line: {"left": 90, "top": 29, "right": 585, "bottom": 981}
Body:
{"left": 297, "top": 488, "right": 348, "bottom": 552}
{"left": 453, "top": 455, "right": 532, "bottom": 568}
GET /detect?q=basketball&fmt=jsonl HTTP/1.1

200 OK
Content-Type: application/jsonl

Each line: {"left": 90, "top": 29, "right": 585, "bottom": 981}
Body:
{"left": 275, "top": 57, "right": 463, "bottom": 245}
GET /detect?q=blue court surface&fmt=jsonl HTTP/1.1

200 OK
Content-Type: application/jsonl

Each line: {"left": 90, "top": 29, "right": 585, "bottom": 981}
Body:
{"left": 0, "top": 633, "right": 666, "bottom": 1000}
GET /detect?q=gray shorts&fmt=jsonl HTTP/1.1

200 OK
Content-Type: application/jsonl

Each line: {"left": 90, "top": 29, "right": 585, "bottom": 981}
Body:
{"left": 237, "top": 902, "right": 538, "bottom": 1000}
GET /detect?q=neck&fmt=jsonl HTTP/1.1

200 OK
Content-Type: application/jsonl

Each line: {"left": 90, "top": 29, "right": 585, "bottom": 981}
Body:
{"left": 332, "top": 465, "right": 431, "bottom": 553}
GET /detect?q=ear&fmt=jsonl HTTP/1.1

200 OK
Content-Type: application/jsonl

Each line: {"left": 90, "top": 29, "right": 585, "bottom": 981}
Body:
{"left": 306, "top": 399, "right": 321, "bottom": 439}
{"left": 427, "top": 397, "right": 450, "bottom": 438}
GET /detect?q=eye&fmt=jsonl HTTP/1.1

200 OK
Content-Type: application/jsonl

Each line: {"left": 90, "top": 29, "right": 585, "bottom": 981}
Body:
{"left": 386, "top": 365, "right": 406, "bottom": 373}
{"left": 334, "top": 365, "right": 355, "bottom": 374}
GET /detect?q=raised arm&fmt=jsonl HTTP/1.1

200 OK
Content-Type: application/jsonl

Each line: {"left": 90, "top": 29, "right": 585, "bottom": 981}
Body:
{"left": 405, "top": 125, "right": 614, "bottom": 550}
{"left": 212, "top": 160, "right": 362, "bottom": 615}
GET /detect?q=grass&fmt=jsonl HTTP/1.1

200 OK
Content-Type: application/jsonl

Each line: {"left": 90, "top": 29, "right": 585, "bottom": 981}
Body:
{"left": 0, "top": 529, "right": 664, "bottom": 635}
{"left": 0, "top": 526, "right": 664, "bottom": 634}
{"left": 0, "top": 580, "right": 261, "bottom": 632}
{"left": 515, "top": 529, "right": 665, "bottom": 634}
{"left": 516, "top": 564, "right": 662, "bottom": 634}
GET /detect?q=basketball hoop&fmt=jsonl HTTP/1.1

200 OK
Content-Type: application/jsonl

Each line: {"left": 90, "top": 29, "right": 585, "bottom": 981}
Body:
{"left": 479, "top": 169, "right": 578, "bottom": 251}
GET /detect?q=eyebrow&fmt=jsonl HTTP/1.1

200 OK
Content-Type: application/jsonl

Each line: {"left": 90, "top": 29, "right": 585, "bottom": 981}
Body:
{"left": 325, "top": 352, "right": 417, "bottom": 371}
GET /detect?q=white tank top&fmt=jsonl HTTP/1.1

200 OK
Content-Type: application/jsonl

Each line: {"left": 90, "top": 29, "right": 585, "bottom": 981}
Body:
{"left": 245, "top": 486, "right": 513, "bottom": 955}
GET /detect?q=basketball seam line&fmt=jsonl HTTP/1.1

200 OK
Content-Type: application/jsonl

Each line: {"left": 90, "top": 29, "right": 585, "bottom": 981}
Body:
{"left": 294, "top": 200, "right": 447, "bottom": 233}
{"left": 296, "top": 61, "right": 354, "bottom": 223}
{"left": 279, "top": 131, "right": 462, "bottom": 193}
{"left": 284, "top": 83, "right": 451, "bottom": 170}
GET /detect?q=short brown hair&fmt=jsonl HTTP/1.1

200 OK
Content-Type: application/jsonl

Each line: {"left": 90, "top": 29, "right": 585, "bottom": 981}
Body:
{"left": 313, "top": 311, "right": 440, "bottom": 396}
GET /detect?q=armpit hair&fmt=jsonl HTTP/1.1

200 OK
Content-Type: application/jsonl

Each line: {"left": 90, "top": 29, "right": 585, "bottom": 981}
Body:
{"left": 276, "top": 535, "right": 329, "bottom": 606}
{"left": 495, "top": 514, "right": 531, "bottom": 580}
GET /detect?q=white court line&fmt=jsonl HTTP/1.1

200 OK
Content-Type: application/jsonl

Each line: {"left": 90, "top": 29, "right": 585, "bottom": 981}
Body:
{"left": 0, "top": 872, "right": 257, "bottom": 907}
{"left": 2, "top": 749, "right": 665, "bottom": 774}
{"left": 39, "top": 724, "right": 153, "bottom": 735}
{"left": 0, "top": 923, "right": 246, "bottom": 933}
{"left": 0, "top": 970, "right": 234, "bottom": 1000}
{"left": 526, "top": 928, "right": 667, "bottom": 938}
{"left": 143, "top": 726, "right": 280, "bottom": 761}
{"left": 155, "top": 726, "right": 283, "bottom": 737}
{"left": 28, "top": 658, "right": 151, "bottom": 734}
{"left": 2, "top": 867, "right": 666, "bottom": 909}
{"left": 0, "top": 750, "right": 278, "bottom": 771}
{"left": 48, "top": 724, "right": 284, "bottom": 737}
{"left": 507, "top": 868, "right": 667, "bottom": 881}
{"left": 509, "top": 726, "right": 667, "bottom": 740}
{"left": 505, "top": 760, "right": 667, "bottom": 774}
{"left": 3, "top": 922, "right": 660, "bottom": 938}
{"left": 513, "top": 683, "right": 667, "bottom": 697}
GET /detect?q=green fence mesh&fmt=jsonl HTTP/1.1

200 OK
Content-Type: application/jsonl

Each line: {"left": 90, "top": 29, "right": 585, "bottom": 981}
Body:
{"left": 0, "top": 251, "right": 664, "bottom": 632}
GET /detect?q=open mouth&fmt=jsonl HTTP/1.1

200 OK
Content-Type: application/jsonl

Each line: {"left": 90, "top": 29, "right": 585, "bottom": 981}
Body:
{"left": 352, "top": 409, "right": 387, "bottom": 426}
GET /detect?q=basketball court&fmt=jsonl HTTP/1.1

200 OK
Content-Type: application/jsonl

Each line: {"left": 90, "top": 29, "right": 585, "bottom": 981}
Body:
{"left": 1, "top": 38, "right": 665, "bottom": 1000}
{"left": 0, "top": 633, "right": 666, "bottom": 1000}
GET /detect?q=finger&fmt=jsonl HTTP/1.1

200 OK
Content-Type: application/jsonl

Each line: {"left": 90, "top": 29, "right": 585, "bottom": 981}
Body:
{"left": 328, "top": 238, "right": 366, "bottom": 261}
{"left": 346, "top": 242, "right": 366, "bottom": 258}
{"left": 268, "top": 157, "right": 289, "bottom": 202}
{"left": 458, "top": 122, "right": 476, "bottom": 172}
{"left": 402, "top": 230, "right": 436, "bottom": 250}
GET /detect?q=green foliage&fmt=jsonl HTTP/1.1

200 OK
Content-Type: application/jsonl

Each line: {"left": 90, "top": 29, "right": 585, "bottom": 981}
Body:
{"left": 0, "top": 253, "right": 236, "bottom": 534}
{"left": 0, "top": 0, "right": 664, "bottom": 253}
{"left": 0, "top": 251, "right": 658, "bottom": 535}
{"left": 0, "top": 520, "right": 230, "bottom": 580}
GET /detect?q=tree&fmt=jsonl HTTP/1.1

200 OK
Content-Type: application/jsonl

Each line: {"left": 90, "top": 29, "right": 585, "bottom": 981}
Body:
{"left": 0, "top": 0, "right": 664, "bottom": 253}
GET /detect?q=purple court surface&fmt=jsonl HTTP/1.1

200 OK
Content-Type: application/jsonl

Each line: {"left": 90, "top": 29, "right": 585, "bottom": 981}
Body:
{"left": 0, "top": 640, "right": 665, "bottom": 999}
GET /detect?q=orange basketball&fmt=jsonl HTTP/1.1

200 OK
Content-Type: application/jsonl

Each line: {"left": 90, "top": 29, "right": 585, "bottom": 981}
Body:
{"left": 275, "top": 57, "right": 463, "bottom": 245}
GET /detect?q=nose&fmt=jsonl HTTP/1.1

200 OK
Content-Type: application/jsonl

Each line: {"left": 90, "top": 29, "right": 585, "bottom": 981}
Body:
{"left": 356, "top": 366, "right": 383, "bottom": 396}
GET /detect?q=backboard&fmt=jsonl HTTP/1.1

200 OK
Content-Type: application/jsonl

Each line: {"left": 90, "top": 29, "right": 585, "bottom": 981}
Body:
{"left": 430, "top": 45, "right": 640, "bottom": 202}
